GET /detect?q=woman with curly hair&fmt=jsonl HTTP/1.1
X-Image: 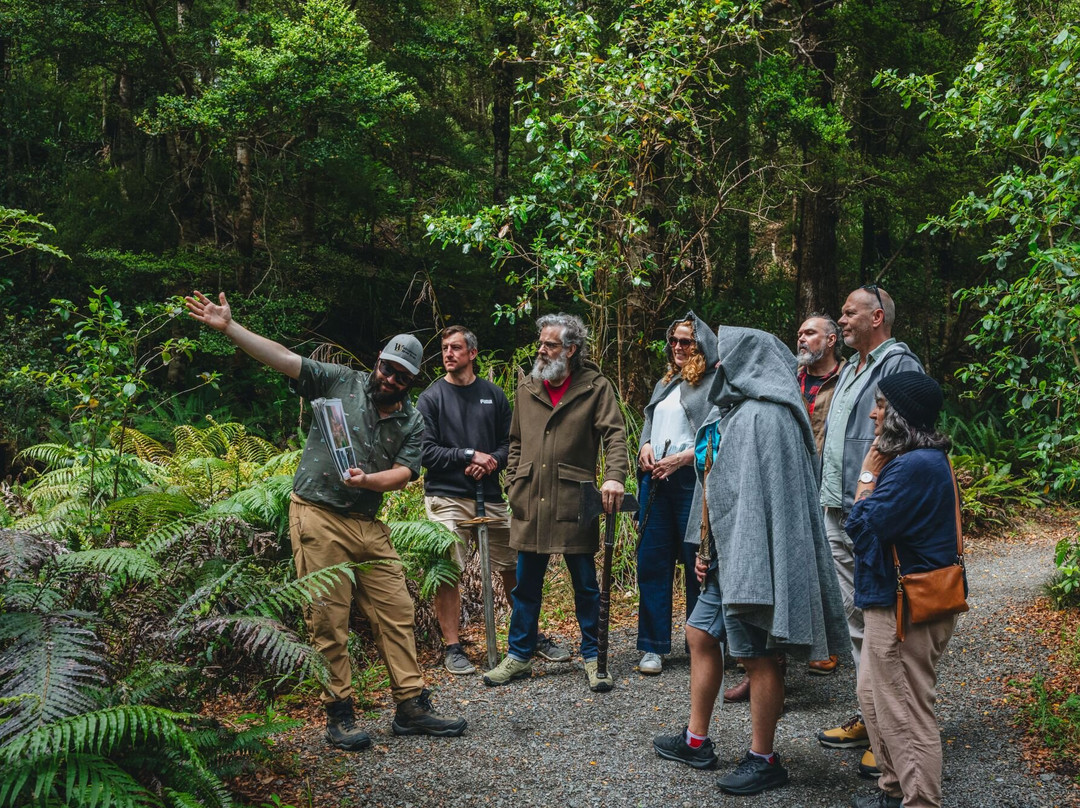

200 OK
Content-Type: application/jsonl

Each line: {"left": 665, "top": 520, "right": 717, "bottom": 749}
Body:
{"left": 635, "top": 312, "right": 717, "bottom": 675}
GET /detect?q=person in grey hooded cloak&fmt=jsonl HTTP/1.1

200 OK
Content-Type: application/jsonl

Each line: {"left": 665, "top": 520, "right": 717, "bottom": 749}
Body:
{"left": 654, "top": 325, "right": 847, "bottom": 796}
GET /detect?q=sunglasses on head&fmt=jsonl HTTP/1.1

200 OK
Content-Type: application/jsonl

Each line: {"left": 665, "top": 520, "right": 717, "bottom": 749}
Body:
{"left": 377, "top": 359, "right": 416, "bottom": 386}
{"left": 668, "top": 337, "right": 694, "bottom": 348}
{"left": 861, "top": 283, "right": 885, "bottom": 310}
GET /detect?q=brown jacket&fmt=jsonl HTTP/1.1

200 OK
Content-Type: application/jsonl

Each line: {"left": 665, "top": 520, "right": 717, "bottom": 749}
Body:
{"left": 507, "top": 360, "right": 629, "bottom": 554}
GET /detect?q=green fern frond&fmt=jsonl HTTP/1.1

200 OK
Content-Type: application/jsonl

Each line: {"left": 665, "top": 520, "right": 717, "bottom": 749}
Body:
{"left": 107, "top": 492, "right": 201, "bottom": 533}
{"left": 219, "top": 476, "right": 293, "bottom": 533}
{"left": 0, "top": 752, "right": 156, "bottom": 808}
{"left": 232, "top": 435, "right": 280, "bottom": 465}
{"left": 135, "top": 515, "right": 203, "bottom": 558}
{"left": 0, "top": 612, "right": 107, "bottom": 744}
{"left": 171, "top": 560, "right": 249, "bottom": 621}
{"left": 1, "top": 580, "right": 68, "bottom": 612}
{"left": 388, "top": 520, "right": 462, "bottom": 599}
{"left": 57, "top": 548, "right": 162, "bottom": 585}
{"left": 255, "top": 450, "right": 301, "bottom": 477}
{"left": 15, "top": 442, "right": 83, "bottom": 471}
{"left": 249, "top": 562, "right": 358, "bottom": 617}
{"left": 194, "top": 615, "right": 319, "bottom": 677}
{"left": 117, "top": 662, "right": 192, "bottom": 706}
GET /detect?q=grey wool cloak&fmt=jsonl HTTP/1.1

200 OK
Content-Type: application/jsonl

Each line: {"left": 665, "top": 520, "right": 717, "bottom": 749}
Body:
{"left": 687, "top": 325, "right": 848, "bottom": 661}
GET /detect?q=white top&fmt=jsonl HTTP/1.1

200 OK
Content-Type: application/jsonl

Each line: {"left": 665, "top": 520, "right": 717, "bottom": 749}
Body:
{"left": 650, "top": 385, "right": 694, "bottom": 456}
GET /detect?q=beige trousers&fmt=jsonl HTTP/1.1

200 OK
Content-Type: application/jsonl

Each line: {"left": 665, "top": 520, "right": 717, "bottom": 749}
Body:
{"left": 858, "top": 605, "right": 957, "bottom": 808}
{"left": 289, "top": 494, "right": 424, "bottom": 705}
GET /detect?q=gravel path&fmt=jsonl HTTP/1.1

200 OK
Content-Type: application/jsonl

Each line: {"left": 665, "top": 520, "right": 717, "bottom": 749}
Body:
{"left": 304, "top": 524, "right": 1078, "bottom": 808}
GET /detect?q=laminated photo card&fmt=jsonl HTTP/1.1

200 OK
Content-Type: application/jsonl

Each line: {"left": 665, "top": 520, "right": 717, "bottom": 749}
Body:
{"left": 311, "top": 398, "right": 357, "bottom": 481}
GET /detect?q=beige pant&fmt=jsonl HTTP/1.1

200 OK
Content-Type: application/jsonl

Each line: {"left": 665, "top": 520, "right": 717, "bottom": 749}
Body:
{"left": 858, "top": 605, "right": 957, "bottom": 808}
{"left": 424, "top": 495, "right": 517, "bottom": 572}
{"left": 289, "top": 494, "right": 424, "bottom": 705}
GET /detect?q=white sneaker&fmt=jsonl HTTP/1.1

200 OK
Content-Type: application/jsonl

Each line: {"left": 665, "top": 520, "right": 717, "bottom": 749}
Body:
{"left": 638, "top": 652, "right": 663, "bottom": 675}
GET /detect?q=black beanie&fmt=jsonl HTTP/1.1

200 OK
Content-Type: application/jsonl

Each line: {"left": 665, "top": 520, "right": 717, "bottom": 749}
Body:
{"left": 878, "top": 372, "right": 943, "bottom": 431}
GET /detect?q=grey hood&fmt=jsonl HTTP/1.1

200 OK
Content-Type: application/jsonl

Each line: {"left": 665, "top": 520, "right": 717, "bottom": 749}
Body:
{"left": 710, "top": 325, "right": 818, "bottom": 473}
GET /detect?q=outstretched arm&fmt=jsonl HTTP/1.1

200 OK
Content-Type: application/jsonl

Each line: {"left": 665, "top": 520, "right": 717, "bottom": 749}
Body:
{"left": 184, "top": 290, "right": 302, "bottom": 379}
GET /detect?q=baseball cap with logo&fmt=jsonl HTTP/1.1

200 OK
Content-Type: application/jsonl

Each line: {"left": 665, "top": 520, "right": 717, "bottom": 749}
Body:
{"left": 379, "top": 334, "right": 423, "bottom": 376}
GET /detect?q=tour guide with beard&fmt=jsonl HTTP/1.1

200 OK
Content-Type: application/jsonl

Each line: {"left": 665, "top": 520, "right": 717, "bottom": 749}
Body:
{"left": 183, "top": 291, "right": 467, "bottom": 757}
{"left": 483, "top": 312, "right": 629, "bottom": 693}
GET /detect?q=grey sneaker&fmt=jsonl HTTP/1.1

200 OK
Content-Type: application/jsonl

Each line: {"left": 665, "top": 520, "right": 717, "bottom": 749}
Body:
{"left": 536, "top": 633, "right": 571, "bottom": 662}
{"left": 638, "top": 652, "right": 662, "bottom": 675}
{"left": 444, "top": 643, "right": 475, "bottom": 675}
{"left": 324, "top": 697, "right": 372, "bottom": 751}
{"left": 584, "top": 658, "right": 613, "bottom": 692}
{"left": 391, "top": 689, "right": 467, "bottom": 737}
{"left": 717, "top": 751, "right": 790, "bottom": 795}
{"left": 482, "top": 655, "right": 532, "bottom": 686}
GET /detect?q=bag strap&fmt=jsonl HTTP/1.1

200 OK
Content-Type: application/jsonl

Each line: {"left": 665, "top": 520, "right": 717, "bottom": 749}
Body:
{"left": 698, "top": 427, "right": 714, "bottom": 563}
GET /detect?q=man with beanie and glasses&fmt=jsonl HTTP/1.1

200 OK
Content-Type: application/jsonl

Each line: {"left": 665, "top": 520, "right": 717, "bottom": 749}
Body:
{"left": 185, "top": 291, "right": 466, "bottom": 753}
{"left": 814, "top": 285, "right": 924, "bottom": 779}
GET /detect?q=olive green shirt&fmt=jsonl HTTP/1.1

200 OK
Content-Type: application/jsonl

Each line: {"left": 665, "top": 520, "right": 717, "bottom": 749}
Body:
{"left": 291, "top": 358, "right": 423, "bottom": 517}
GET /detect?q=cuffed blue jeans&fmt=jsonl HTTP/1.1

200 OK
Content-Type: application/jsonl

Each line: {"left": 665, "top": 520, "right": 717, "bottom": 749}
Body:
{"left": 636, "top": 466, "right": 700, "bottom": 654}
{"left": 507, "top": 550, "right": 600, "bottom": 661}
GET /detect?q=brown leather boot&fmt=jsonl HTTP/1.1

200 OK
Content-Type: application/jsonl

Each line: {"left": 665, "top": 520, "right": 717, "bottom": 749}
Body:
{"left": 723, "top": 676, "right": 750, "bottom": 703}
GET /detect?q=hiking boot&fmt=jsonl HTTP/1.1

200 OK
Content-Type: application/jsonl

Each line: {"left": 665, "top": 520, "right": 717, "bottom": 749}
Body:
{"left": 584, "top": 658, "right": 613, "bottom": 692}
{"left": 638, "top": 652, "right": 662, "bottom": 675}
{"left": 859, "top": 748, "right": 882, "bottom": 779}
{"left": 444, "top": 643, "right": 475, "bottom": 675}
{"left": 723, "top": 676, "right": 750, "bottom": 703}
{"left": 482, "top": 655, "right": 532, "bottom": 687}
{"left": 324, "top": 697, "right": 372, "bottom": 751}
{"left": 851, "top": 790, "right": 902, "bottom": 808}
{"left": 817, "top": 714, "right": 870, "bottom": 748}
{"left": 716, "top": 751, "right": 790, "bottom": 795}
{"left": 808, "top": 654, "right": 839, "bottom": 675}
{"left": 653, "top": 728, "right": 719, "bottom": 770}
{"left": 536, "top": 633, "right": 571, "bottom": 662}
{"left": 391, "top": 689, "right": 467, "bottom": 737}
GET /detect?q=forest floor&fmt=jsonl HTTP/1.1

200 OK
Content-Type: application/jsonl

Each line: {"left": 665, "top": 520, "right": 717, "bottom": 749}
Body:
{"left": 227, "top": 508, "right": 1080, "bottom": 808}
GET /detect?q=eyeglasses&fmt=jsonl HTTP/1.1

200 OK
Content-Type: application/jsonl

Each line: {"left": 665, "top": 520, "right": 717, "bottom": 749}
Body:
{"left": 537, "top": 339, "right": 563, "bottom": 351}
{"left": 861, "top": 283, "right": 885, "bottom": 311}
{"left": 668, "top": 337, "right": 694, "bottom": 349}
{"left": 377, "top": 359, "right": 416, "bottom": 386}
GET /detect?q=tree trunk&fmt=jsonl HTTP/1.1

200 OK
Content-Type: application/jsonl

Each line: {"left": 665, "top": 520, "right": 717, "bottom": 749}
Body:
{"left": 492, "top": 7, "right": 513, "bottom": 205}
{"left": 235, "top": 138, "right": 254, "bottom": 266}
{"left": 792, "top": 0, "right": 841, "bottom": 318}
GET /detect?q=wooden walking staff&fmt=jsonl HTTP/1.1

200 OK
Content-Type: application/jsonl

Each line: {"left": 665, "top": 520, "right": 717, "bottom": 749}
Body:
{"left": 579, "top": 481, "right": 640, "bottom": 681}
{"left": 459, "top": 481, "right": 501, "bottom": 670}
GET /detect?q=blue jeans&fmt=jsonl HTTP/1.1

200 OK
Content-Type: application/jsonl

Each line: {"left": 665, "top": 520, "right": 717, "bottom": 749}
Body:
{"left": 507, "top": 550, "right": 600, "bottom": 661}
{"left": 636, "top": 466, "right": 700, "bottom": 654}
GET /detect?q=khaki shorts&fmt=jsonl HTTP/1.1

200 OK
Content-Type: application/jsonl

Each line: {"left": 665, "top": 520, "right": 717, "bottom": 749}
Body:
{"left": 424, "top": 495, "right": 517, "bottom": 572}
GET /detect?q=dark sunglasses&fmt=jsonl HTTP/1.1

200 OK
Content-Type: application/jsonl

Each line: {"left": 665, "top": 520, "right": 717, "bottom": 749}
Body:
{"left": 377, "top": 359, "right": 416, "bottom": 386}
{"left": 861, "top": 283, "right": 885, "bottom": 310}
{"left": 668, "top": 337, "right": 694, "bottom": 348}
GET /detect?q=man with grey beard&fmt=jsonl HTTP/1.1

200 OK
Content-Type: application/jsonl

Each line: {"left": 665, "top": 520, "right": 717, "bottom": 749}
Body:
{"left": 797, "top": 314, "right": 845, "bottom": 455}
{"left": 482, "top": 313, "right": 629, "bottom": 693}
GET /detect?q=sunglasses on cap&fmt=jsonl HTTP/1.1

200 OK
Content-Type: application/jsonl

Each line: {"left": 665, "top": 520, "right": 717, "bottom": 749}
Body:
{"left": 377, "top": 359, "right": 416, "bottom": 386}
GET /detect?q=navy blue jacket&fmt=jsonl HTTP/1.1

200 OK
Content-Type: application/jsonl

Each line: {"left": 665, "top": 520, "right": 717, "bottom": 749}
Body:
{"left": 845, "top": 448, "right": 964, "bottom": 610}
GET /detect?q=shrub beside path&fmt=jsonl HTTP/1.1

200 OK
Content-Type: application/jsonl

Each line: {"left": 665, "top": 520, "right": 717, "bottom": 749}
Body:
{"left": 264, "top": 512, "right": 1079, "bottom": 808}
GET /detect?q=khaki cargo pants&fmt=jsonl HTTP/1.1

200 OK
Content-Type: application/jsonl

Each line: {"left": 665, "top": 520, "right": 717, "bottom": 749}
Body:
{"left": 289, "top": 493, "right": 424, "bottom": 705}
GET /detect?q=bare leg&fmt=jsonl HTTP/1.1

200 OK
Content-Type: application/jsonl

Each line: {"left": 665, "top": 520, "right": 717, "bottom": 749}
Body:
{"left": 743, "top": 655, "right": 784, "bottom": 754}
{"left": 434, "top": 582, "right": 462, "bottom": 646}
{"left": 687, "top": 625, "right": 724, "bottom": 737}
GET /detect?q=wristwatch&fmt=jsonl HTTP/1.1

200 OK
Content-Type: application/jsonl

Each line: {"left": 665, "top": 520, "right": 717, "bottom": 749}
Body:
{"left": 858, "top": 470, "right": 877, "bottom": 484}
{"left": 464, "top": 448, "right": 475, "bottom": 462}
